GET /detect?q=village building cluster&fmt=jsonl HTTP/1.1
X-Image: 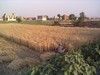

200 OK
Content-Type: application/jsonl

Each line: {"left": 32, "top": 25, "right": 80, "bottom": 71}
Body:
{"left": 0, "top": 13, "right": 71, "bottom": 22}
{"left": 0, "top": 13, "right": 100, "bottom": 22}
{"left": 2, "top": 13, "right": 16, "bottom": 21}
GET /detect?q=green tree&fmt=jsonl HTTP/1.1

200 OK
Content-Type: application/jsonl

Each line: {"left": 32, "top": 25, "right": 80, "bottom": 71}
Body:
{"left": 69, "top": 14, "right": 76, "bottom": 21}
{"left": 80, "top": 12, "right": 85, "bottom": 19}
{"left": 16, "top": 17, "right": 22, "bottom": 23}
{"left": 69, "top": 14, "right": 77, "bottom": 25}
{"left": 74, "top": 12, "right": 86, "bottom": 26}
{"left": 2, "top": 13, "right": 8, "bottom": 21}
{"left": 78, "top": 12, "right": 85, "bottom": 24}
{"left": 57, "top": 14, "right": 61, "bottom": 20}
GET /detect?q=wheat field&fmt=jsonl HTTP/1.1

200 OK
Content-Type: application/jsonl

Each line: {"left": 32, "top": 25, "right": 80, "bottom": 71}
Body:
{"left": 0, "top": 23, "right": 100, "bottom": 52}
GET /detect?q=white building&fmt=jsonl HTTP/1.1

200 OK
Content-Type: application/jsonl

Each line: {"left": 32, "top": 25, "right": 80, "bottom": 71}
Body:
{"left": 0, "top": 18, "right": 3, "bottom": 21}
{"left": 37, "top": 15, "right": 48, "bottom": 21}
{"left": 3, "top": 13, "right": 16, "bottom": 21}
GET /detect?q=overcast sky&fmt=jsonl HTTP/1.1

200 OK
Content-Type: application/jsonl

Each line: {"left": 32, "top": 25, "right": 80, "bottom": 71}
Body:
{"left": 0, "top": 0, "right": 100, "bottom": 17}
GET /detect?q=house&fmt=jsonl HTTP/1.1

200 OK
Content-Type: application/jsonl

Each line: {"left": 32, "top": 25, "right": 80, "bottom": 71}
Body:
{"left": 37, "top": 15, "right": 48, "bottom": 21}
{"left": 62, "top": 14, "right": 69, "bottom": 21}
{"left": 2, "top": 13, "right": 16, "bottom": 21}
{"left": 26, "top": 17, "right": 36, "bottom": 21}
{"left": 0, "top": 18, "right": 3, "bottom": 21}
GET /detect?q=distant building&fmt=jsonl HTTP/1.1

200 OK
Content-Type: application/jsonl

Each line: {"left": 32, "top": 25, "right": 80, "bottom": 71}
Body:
{"left": 0, "top": 18, "right": 3, "bottom": 21}
{"left": 37, "top": 15, "right": 48, "bottom": 21}
{"left": 62, "top": 14, "right": 69, "bottom": 21}
{"left": 26, "top": 17, "right": 36, "bottom": 21}
{"left": 94, "top": 18, "right": 100, "bottom": 21}
{"left": 2, "top": 13, "right": 16, "bottom": 21}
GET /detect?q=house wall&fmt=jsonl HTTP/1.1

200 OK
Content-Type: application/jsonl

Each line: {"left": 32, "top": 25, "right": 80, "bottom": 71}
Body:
{"left": 3, "top": 13, "right": 16, "bottom": 21}
{"left": 37, "top": 16, "right": 47, "bottom": 21}
{"left": 8, "top": 18, "right": 16, "bottom": 21}
{"left": 0, "top": 18, "right": 3, "bottom": 21}
{"left": 42, "top": 17, "right": 47, "bottom": 21}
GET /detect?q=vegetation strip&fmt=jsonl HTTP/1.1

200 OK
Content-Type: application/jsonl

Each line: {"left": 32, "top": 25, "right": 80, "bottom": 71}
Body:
{"left": 29, "top": 42, "right": 100, "bottom": 75}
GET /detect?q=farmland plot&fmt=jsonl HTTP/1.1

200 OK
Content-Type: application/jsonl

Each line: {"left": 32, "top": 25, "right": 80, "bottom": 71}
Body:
{"left": 0, "top": 36, "right": 41, "bottom": 75}
{"left": 0, "top": 23, "right": 100, "bottom": 52}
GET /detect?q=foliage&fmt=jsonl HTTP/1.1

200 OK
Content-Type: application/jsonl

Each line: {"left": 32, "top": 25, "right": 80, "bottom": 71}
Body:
{"left": 16, "top": 17, "right": 22, "bottom": 23}
{"left": 53, "top": 21, "right": 60, "bottom": 25}
{"left": 79, "top": 12, "right": 85, "bottom": 20}
{"left": 30, "top": 52, "right": 96, "bottom": 75}
{"left": 64, "top": 52, "right": 96, "bottom": 75}
{"left": 69, "top": 12, "right": 86, "bottom": 26}
{"left": 69, "top": 14, "right": 76, "bottom": 21}
{"left": 57, "top": 14, "right": 61, "bottom": 19}
{"left": 81, "top": 42, "right": 100, "bottom": 71}
{"left": 76, "top": 12, "right": 85, "bottom": 26}
{"left": 69, "top": 14, "right": 77, "bottom": 26}
{"left": 21, "top": 20, "right": 53, "bottom": 25}
{"left": 2, "top": 13, "right": 8, "bottom": 21}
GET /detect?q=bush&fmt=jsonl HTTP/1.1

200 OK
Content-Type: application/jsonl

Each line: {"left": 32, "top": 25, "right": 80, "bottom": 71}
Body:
{"left": 16, "top": 17, "right": 22, "bottom": 23}
{"left": 30, "top": 52, "right": 96, "bottom": 75}
{"left": 81, "top": 42, "right": 100, "bottom": 73}
{"left": 28, "top": 42, "right": 100, "bottom": 75}
{"left": 64, "top": 52, "right": 96, "bottom": 75}
{"left": 53, "top": 21, "right": 60, "bottom": 25}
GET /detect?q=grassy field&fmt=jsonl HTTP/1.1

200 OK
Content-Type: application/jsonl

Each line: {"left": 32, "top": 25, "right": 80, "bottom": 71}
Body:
{"left": 0, "top": 20, "right": 54, "bottom": 25}
{"left": 0, "top": 23, "right": 100, "bottom": 75}
{"left": 0, "top": 23, "right": 100, "bottom": 53}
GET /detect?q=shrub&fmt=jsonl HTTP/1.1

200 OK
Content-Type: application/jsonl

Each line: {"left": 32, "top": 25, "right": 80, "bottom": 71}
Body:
{"left": 30, "top": 52, "right": 96, "bottom": 75}
{"left": 53, "top": 21, "right": 60, "bottom": 25}
{"left": 81, "top": 42, "right": 100, "bottom": 73}
{"left": 16, "top": 17, "right": 22, "bottom": 23}
{"left": 64, "top": 52, "right": 96, "bottom": 75}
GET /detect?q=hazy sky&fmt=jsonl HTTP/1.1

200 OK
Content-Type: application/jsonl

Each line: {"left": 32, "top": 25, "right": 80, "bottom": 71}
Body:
{"left": 0, "top": 0, "right": 100, "bottom": 17}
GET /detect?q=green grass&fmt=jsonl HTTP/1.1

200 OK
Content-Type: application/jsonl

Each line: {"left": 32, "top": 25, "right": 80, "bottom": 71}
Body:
{"left": 0, "top": 20, "right": 54, "bottom": 25}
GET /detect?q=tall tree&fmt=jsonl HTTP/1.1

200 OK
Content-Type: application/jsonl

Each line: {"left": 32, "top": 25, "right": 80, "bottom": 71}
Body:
{"left": 78, "top": 12, "right": 85, "bottom": 22}
{"left": 57, "top": 14, "right": 61, "bottom": 20}
{"left": 69, "top": 14, "right": 77, "bottom": 25}
{"left": 69, "top": 14, "right": 76, "bottom": 21}
{"left": 80, "top": 12, "right": 85, "bottom": 18}
{"left": 2, "top": 13, "right": 7, "bottom": 21}
{"left": 16, "top": 17, "right": 22, "bottom": 23}
{"left": 76, "top": 12, "right": 86, "bottom": 26}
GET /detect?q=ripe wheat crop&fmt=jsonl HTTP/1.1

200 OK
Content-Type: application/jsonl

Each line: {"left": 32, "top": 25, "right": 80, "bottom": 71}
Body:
{"left": 0, "top": 23, "right": 100, "bottom": 52}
